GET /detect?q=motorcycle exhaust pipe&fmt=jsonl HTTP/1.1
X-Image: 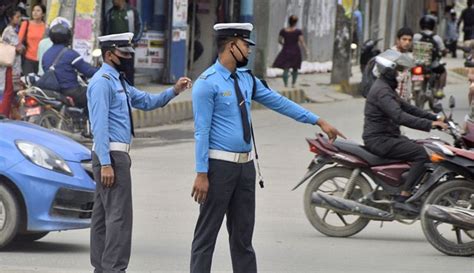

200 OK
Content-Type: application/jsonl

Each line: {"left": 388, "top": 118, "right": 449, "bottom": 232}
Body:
{"left": 312, "top": 192, "right": 394, "bottom": 221}
{"left": 424, "top": 205, "right": 474, "bottom": 230}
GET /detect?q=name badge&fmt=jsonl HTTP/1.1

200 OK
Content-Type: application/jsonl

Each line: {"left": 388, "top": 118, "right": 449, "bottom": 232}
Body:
{"left": 221, "top": 91, "right": 231, "bottom": 97}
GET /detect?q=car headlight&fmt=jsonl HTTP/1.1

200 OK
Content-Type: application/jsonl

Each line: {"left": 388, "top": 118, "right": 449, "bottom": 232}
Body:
{"left": 15, "top": 140, "right": 73, "bottom": 176}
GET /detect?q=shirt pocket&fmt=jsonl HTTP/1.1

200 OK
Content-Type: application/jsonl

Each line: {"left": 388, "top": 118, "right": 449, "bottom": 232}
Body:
{"left": 215, "top": 96, "right": 237, "bottom": 115}
{"left": 114, "top": 90, "right": 129, "bottom": 112}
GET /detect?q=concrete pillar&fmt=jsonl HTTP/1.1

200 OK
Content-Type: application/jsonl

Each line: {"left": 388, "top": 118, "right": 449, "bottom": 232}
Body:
{"left": 330, "top": 3, "right": 352, "bottom": 85}
{"left": 253, "top": 0, "right": 269, "bottom": 78}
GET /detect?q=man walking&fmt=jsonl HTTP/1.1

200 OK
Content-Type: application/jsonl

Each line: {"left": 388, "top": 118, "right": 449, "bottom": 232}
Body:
{"left": 88, "top": 32, "right": 191, "bottom": 273}
{"left": 190, "top": 23, "right": 344, "bottom": 273}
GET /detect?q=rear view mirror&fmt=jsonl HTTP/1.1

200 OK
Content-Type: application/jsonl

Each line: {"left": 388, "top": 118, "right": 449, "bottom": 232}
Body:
{"left": 449, "top": 96, "right": 455, "bottom": 109}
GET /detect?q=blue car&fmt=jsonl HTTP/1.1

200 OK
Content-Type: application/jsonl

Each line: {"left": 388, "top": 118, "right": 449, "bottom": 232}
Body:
{"left": 0, "top": 117, "right": 95, "bottom": 248}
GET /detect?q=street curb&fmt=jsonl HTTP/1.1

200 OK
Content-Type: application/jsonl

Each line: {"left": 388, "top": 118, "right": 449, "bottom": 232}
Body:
{"left": 132, "top": 89, "right": 307, "bottom": 128}
{"left": 333, "top": 81, "right": 361, "bottom": 97}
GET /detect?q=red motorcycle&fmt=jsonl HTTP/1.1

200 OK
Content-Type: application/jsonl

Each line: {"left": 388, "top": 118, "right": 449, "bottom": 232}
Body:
{"left": 293, "top": 100, "right": 474, "bottom": 256}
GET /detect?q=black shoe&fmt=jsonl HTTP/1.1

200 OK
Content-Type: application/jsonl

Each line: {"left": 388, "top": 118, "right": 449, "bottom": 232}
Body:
{"left": 393, "top": 195, "right": 410, "bottom": 203}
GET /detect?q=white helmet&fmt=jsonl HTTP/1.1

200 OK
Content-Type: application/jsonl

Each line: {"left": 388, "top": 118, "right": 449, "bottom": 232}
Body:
{"left": 375, "top": 49, "right": 414, "bottom": 74}
{"left": 49, "top": 17, "right": 72, "bottom": 29}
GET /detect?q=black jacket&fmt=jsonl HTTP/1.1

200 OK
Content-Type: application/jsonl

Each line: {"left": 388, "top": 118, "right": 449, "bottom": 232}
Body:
{"left": 362, "top": 78, "right": 437, "bottom": 143}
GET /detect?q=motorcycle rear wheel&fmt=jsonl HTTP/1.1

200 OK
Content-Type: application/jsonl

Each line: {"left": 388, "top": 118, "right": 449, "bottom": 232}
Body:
{"left": 304, "top": 167, "right": 372, "bottom": 237}
{"left": 421, "top": 179, "right": 474, "bottom": 256}
{"left": 38, "top": 110, "right": 72, "bottom": 131}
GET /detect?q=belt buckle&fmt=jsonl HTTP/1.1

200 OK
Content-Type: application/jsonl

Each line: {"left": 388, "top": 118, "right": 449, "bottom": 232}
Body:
{"left": 238, "top": 153, "right": 249, "bottom": 163}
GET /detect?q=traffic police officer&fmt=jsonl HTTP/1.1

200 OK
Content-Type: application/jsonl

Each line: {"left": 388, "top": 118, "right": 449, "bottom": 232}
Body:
{"left": 190, "top": 23, "right": 345, "bottom": 273}
{"left": 87, "top": 32, "right": 191, "bottom": 273}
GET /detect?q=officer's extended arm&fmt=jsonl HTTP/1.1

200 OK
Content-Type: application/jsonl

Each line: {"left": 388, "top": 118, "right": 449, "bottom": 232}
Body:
{"left": 88, "top": 79, "right": 113, "bottom": 165}
{"left": 128, "top": 85, "right": 177, "bottom": 110}
{"left": 252, "top": 78, "right": 319, "bottom": 124}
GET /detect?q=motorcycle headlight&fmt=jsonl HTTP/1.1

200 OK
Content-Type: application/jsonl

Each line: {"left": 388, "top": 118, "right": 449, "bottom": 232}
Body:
{"left": 15, "top": 140, "right": 73, "bottom": 176}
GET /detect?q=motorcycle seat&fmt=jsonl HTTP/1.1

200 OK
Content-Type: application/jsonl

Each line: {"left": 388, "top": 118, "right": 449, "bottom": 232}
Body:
{"left": 333, "top": 139, "right": 403, "bottom": 166}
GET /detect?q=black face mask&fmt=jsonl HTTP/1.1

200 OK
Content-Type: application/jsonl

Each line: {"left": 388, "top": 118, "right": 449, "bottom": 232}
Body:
{"left": 112, "top": 52, "right": 129, "bottom": 73}
{"left": 230, "top": 43, "right": 249, "bottom": 68}
{"left": 380, "top": 68, "right": 399, "bottom": 90}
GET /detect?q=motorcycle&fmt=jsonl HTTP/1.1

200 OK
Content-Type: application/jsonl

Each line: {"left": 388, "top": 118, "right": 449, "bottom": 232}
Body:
{"left": 411, "top": 60, "right": 446, "bottom": 111}
{"left": 419, "top": 102, "right": 474, "bottom": 256}
{"left": 17, "top": 49, "right": 102, "bottom": 144}
{"left": 292, "top": 98, "right": 474, "bottom": 242}
{"left": 18, "top": 77, "right": 92, "bottom": 144}
{"left": 360, "top": 38, "right": 382, "bottom": 73}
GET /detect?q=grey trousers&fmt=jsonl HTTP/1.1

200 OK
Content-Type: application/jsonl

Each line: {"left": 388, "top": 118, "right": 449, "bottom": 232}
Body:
{"left": 91, "top": 151, "right": 133, "bottom": 273}
{"left": 190, "top": 159, "right": 257, "bottom": 273}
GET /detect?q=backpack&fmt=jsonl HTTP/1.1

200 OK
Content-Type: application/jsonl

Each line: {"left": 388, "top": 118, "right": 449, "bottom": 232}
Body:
{"left": 359, "top": 57, "right": 377, "bottom": 98}
{"left": 419, "top": 32, "right": 440, "bottom": 62}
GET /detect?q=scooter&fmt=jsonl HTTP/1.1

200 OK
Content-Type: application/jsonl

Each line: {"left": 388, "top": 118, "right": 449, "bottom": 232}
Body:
{"left": 360, "top": 38, "right": 382, "bottom": 73}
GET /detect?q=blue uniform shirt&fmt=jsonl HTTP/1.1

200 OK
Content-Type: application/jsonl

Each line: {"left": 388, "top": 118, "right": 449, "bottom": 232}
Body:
{"left": 192, "top": 60, "right": 319, "bottom": 173}
{"left": 87, "top": 63, "right": 177, "bottom": 165}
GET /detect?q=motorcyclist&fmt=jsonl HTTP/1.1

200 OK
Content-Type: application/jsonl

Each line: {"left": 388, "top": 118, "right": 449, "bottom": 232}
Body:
{"left": 413, "top": 14, "right": 448, "bottom": 99}
{"left": 41, "top": 19, "right": 98, "bottom": 109}
{"left": 363, "top": 49, "right": 448, "bottom": 204}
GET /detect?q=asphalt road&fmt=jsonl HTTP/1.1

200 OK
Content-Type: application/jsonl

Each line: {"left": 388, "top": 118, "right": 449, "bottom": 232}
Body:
{"left": 1, "top": 79, "right": 473, "bottom": 273}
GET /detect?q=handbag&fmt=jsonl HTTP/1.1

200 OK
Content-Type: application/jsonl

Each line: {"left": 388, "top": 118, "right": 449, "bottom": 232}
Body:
{"left": 0, "top": 42, "right": 16, "bottom": 67}
{"left": 35, "top": 47, "right": 68, "bottom": 91}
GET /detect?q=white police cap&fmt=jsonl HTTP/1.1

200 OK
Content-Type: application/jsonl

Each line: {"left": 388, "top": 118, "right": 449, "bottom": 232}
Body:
{"left": 213, "top": 23, "right": 255, "bottom": 45}
{"left": 98, "top": 32, "right": 135, "bottom": 53}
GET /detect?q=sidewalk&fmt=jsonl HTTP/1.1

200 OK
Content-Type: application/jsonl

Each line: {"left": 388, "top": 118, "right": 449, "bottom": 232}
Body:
{"left": 132, "top": 55, "right": 469, "bottom": 129}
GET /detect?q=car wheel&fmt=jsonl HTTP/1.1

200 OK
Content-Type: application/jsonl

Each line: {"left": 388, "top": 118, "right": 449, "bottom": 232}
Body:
{"left": 0, "top": 184, "right": 20, "bottom": 248}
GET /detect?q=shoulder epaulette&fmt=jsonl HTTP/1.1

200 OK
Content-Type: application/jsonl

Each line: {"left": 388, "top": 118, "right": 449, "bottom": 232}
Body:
{"left": 199, "top": 68, "right": 216, "bottom": 80}
{"left": 102, "top": 74, "right": 111, "bottom": 80}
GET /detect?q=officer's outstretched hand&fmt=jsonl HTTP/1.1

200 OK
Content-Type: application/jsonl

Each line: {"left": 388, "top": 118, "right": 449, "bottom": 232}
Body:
{"left": 191, "top": 173, "right": 209, "bottom": 204}
{"left": 173, "top": 77, "right": 193, "bottom": 94}
{"left": 316, "top": 119, "right": 346, "bottom": 143}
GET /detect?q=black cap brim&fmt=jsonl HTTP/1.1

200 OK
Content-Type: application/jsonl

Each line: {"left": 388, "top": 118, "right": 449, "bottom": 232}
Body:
{"left": 243, "top": 38, "right": 255, "bottom": 46}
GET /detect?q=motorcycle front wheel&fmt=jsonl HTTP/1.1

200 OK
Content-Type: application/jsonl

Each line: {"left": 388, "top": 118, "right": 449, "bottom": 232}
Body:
{"left": 421, "top": 179, "right": 474, "bottom": 256}
{"left": 304, "top": 166, "right": 372, "bottom": 237}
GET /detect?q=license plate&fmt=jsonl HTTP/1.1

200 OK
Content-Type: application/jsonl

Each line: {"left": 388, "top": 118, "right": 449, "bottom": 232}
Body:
{"left": 25, "top": 107, "right": 41, "bottom": 117}
{"left": 412, "top": 75, "right": 424, "bottom": 81}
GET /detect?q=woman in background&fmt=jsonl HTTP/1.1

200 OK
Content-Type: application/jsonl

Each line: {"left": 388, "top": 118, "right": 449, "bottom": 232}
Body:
{"left": 0, "top": 7, "right": 23, "bottom": 117}
{"left": 273, "top": 15, "right": 309, "bottom": 88}
{"left": 18, "top": 3, "right": 46, "bottom": 75}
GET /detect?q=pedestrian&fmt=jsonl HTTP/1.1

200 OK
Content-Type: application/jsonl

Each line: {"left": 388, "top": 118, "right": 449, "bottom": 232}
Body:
{"left": 102, "top": 0, "right": 142, "bottom": 85}
{"left": 458, "top": 0, "right": 474, "bottom": 42}
{"left": 445, "top": 9, "right": 459, "bottom": 58}
{"left": 87, "top": 32, "right": 191, "bottom": 273}
{"left": 18, "top": 3, "right": 46, "bottom": 75}
{"left": 391, "top": 27, "right": 415, "bottom": 101}
{"left": 190, "top": 23, "right": 344, "bottom": 273}
{"left": 272, "top": 15, "right": 309, "bottom": 88}
{"left": 0, "top": 7, "right": 23, "bottom": 118}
